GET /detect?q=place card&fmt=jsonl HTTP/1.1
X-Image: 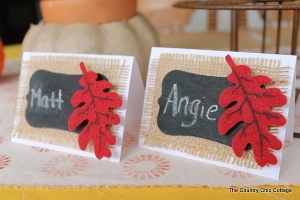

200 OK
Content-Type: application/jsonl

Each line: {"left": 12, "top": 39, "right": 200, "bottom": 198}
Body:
{"left": 12, "top": 52, "right": 144, "bottom": 162}
{"left": 139, "top": 47, "right": 296, "bottom": 179}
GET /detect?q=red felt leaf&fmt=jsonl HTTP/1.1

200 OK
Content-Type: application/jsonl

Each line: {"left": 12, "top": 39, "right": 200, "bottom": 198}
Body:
{"left": 218, "top": 55, "right": 287, "bottom": 167}
{"left": 68, "top": 62, "right": 122, "bottom": 159}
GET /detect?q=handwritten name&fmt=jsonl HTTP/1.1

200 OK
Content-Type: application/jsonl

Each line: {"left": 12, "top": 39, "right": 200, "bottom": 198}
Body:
{"left": 30, "top": 88, "right": 64, "bottom": 110}
{"left": 163, "top": 84, "right": 218, "bottom": 127}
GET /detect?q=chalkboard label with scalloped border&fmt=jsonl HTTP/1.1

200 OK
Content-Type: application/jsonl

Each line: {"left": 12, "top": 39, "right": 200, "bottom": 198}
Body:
{"left": 157, "top": 70, "right": 241, "bottom": 146}
{"left": 25, "top": 70, "right": 107, "bottom": 132}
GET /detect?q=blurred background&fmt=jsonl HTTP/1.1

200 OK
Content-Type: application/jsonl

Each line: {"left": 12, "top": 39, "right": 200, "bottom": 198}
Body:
{"left": 0, "top": 1, "right": 294, "bottom": 44}
{"left": 0, "top": 0, "right": 41, "bottom": 45}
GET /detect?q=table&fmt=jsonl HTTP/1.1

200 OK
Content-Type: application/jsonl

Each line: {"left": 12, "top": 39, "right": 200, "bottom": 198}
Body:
{"left": 1, "top": 45, "right": 300, "bottom": 199}
{"left": 174, "top": 0, "right": 300, "bottom": 55}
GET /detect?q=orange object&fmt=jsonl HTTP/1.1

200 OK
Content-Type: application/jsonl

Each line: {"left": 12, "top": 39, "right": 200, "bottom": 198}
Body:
{"left": 0, "top": 39, "right": 4, "bottom": 76}
{"left": 40, "top": 0, "right": 137, "bottom": 24}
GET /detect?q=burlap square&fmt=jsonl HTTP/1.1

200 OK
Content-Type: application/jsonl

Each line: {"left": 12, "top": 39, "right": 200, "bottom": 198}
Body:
{"left": 12, "top": 54, "right": 130, "bottom": 153}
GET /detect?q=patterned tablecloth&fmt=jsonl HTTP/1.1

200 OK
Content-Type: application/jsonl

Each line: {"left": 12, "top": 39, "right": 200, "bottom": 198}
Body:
{"left": 1, "top": 45, "right": 300, "bottom": 199}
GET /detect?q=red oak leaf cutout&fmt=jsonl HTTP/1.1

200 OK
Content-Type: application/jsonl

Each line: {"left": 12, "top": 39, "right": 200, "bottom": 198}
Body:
{"left": 68, "top": 62, "right": 122, "bottom": 159}
{"left": 218, "top": 55, "right": 287, "bottom": 167}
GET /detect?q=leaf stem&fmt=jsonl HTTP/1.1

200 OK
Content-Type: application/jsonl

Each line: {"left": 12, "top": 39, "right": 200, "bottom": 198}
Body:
{"left": 80, "top": 62, "right": 87, "bottom": 74}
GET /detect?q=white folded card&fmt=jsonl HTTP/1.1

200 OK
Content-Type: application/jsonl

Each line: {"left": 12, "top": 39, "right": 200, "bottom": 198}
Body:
{"left": 12, "top": 52, "right": 144, "bottom": 162}
{"left": 139, "top": 47, "right": 296, "bottom": 179}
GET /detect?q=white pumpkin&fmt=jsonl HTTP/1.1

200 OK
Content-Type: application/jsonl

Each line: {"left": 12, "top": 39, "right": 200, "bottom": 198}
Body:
{"left": 22, "top": 14, "right": 159, "bottom": 84}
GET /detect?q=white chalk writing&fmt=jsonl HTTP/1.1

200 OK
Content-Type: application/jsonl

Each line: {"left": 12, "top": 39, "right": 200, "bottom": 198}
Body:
{"left": 30, "top": 88, "right": 64, "bottom": 110}
{"left": 163, "top": 84, "right": 218, "bottom": 127}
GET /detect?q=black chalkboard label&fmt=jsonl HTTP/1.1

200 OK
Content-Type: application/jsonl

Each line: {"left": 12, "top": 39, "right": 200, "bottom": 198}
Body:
{"left": 25, "top": 70, "right": 107, "bottom": 132}
{"left": 157, "top": 70, "right": 242, "bottom": 147}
